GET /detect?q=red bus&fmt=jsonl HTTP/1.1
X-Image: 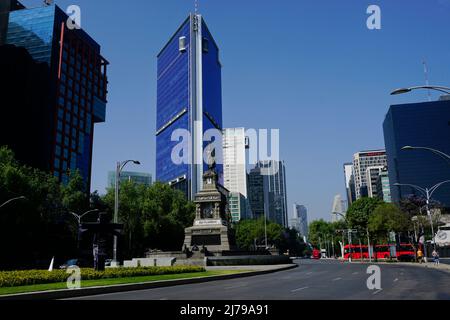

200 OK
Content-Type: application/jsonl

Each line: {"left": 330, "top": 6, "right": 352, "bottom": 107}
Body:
{"left": 396, "top": 243, "right": 415, "bottom": 261}
{"left": 375, "top": 244, "right": 392, "bottom": 260}
{"left": 312, "top": 249, "right": 321, "bottom": 259}
{"left": 343, "top": 244, "right": 369, "bottom": 260}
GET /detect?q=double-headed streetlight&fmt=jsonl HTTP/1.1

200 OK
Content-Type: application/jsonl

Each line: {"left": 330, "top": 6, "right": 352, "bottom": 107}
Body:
{"left": 112, "top": 160, "right": 141, "bottom": 266}
{"left": 70, "top": 209, "right": 99, "bottom": 250}
{"left": 394, "top": 181, "right": 450, "bottom": 252}
{"left": 391, "top": 85, "right": 450, "bottom": 96}
{"left": 0, "top": 196, "right": 26, "bottom": 209}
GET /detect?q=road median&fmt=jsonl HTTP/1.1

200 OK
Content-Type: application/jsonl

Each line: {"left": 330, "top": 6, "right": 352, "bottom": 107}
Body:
{"left": 0, "top": 264, "right": 297, "bottom": 300}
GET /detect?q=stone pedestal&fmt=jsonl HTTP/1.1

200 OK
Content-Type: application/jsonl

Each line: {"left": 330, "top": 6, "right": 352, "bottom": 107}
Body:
{"left": 183, "top": 220, "right": 232, "bottom": 253}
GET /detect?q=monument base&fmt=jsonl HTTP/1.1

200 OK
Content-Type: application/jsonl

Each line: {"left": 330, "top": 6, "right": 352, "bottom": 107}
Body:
{"left": 183, "top": 222, "right": 234, "bottom": 253}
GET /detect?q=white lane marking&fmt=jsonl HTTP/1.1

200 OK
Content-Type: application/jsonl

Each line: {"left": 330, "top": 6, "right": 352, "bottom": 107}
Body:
{"left": 291, "top": 286, "right": 309, "bottom": 293}
{"left": 159, "top": 298, "right": 168, "bottom": 300}
{"left": 332, "top": 277, "right": 342, "bottom": 281}
{"left": 306, "top": 272, "right": 313, "bottom": 275}
{"left": 394, "top": 278, "right": 399, "bottom": 282}
{"left": 352, "top": 272, "right": 359, "bottom": 275}
{"left": 224, "top": 284, "right": 248, "bottom": 290}
{"left": 373, "top": 289, "right": 383, "bottom": 295}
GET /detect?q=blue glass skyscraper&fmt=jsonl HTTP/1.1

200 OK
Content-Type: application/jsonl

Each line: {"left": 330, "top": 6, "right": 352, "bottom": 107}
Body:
{"left": 156, "top": 14, "right": 223, "bottom": 199}
{"left": 383, "top": 99, "right": 450, "bottom": 207}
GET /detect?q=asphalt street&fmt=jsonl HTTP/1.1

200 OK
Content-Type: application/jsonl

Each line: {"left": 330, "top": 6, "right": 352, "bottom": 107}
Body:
{"left": 69, "top": 259, "right": 450, "bottom": 300}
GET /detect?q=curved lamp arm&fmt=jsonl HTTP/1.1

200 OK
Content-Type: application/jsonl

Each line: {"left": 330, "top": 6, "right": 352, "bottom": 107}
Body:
{"left": 393, "top": 183, "right": 427, "bottom": 197}
{"left": 391, "top": 86, "right": 450, "bottom": 95}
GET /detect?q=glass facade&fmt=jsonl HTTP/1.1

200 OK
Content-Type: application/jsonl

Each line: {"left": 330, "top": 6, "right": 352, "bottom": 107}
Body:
{"left": 5, "top": 4, "right": 108, "bottom": 190}
{"left": 383, "top": 100, "right": 450, "bottom": 206}
{"left": 107, "top": 171, "right": 152, "bottom": 189}
{"left": 6, "top": 6, "right": 55, "bottom": 64}
{"left": 156, "top": 14, "right": 223, "bottom": 199}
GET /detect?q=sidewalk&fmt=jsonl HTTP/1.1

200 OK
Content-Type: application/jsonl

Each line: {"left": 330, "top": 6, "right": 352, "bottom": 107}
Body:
{"left": 343, "top": 259, "right": 450, "bottom": 273}
{"left": 206, "top": 264, "right": 294, "bottom": 272}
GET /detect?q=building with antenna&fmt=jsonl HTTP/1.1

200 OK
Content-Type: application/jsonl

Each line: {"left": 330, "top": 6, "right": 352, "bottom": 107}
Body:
{"left": 155, "top": 13, "right": 223, "bottom": 200}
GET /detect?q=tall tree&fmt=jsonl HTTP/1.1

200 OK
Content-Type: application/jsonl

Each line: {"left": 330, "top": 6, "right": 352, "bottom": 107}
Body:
{"left": 346, "top": 197, "right": 384, "bottom": 231}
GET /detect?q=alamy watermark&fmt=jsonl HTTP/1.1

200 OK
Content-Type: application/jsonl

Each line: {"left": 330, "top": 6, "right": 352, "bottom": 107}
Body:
{"left": 367, "top": 5, "right": 381, "bottom": 30}
{"left": 366, "top": 265, "right": 382, "bottom": 290}
{"left": 170, "top": 126, "right": 280, "bottom": 175}
{"left": 66, "top": 266, "right": 81, "bottom": 290}
{"left": 66, "top": 5, "right": 81, "bottom": 30}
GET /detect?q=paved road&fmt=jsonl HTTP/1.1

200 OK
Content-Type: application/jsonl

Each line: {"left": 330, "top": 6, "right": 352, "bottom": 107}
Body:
{"left": 69, "top": 259, "right": 450, "bottom": 300}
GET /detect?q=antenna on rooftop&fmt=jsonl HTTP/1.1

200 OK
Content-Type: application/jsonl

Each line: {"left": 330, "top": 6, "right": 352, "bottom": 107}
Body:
{"left": 195, "top": 0, "right": 199, "bottom": 14}
{"left": 423, "top": 59, "right": 431, "bottom": 102}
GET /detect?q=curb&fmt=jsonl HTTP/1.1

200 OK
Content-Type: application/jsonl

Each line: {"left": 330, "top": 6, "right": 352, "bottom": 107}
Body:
{"left": 342, "top": 260, "right": 450, "bottom": 273}
{"left": 0, "top": 264, "right": 297, "bottom": 300}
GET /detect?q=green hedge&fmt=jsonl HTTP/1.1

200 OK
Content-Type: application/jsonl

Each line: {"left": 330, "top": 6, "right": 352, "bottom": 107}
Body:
{"left": 0, "top": 266, "right": 205, "bottom": 288}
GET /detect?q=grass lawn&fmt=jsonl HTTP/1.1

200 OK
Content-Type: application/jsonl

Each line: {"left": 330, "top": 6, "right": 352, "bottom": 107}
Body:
{"left": 0, "top": 270, "right": 248, "bottom": 296}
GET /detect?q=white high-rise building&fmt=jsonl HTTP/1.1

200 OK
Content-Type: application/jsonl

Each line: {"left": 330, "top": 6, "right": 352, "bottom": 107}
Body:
{"left": 223, "top": 128, "right": 248, "bottom": 197}
{"left": 365, "top": 166, "right": 384, "bottom": 198}
{"left": 331, "top": 194, "right": 345, "bottom": 222}
{"left": 343, "top": 163, "right": 356, "bottom": 206}
{"left": 352, "top": 150, "right": 387, "bottom": 199}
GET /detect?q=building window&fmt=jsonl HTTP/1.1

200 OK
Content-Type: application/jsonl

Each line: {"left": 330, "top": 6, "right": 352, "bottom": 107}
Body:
{"left": 179, "top": 36, "right": 187, "bottom": 52}
{"left": 202, "top": 37, "right": 209, "bottom": 53}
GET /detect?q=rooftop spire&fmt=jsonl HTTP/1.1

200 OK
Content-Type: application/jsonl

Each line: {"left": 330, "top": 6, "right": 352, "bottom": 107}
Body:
{"left": 195, "top": 0, "right": 199, "bottom": 13}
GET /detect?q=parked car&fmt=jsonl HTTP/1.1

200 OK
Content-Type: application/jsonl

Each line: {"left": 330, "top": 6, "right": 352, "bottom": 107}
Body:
{"left": 59, "top": 259, "right": 79, "bottom": 269}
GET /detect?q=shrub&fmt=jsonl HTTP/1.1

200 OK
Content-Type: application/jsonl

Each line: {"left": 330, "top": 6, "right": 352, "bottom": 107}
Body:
{"left": 0, "top": 266, "right": 205, "bottom": 287}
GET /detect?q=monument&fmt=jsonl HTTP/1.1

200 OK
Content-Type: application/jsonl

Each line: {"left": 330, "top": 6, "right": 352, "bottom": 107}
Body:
{"left": 183, "top": 162, "right": 235, "bottom": 254}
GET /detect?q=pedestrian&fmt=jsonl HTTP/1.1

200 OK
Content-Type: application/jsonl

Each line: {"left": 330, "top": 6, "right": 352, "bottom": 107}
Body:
{"left": 432, "top": 249, "right": 440, "bottom": 266}
{"left": 417, "top": 248, "right": 424, "bottom": 264}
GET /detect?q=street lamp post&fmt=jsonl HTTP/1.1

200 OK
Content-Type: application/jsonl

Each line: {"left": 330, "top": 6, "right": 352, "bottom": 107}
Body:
{"left": 394, "top": 181, "right": 450, "bottom": 254}
{"left": 112, "top": 160, "right": 141, "bottom": 266}
{"left": 0, "top": 196, "right": 26, "bottom": 209}
{"left": 391, "top": 85, "right": 450, "bottom": 96}
{"left": 70, "top": 209, "right": 99, "bottom": 250}
{"left": 401, "top": 146, "right": 450, "bottom": 166}
{"left": 332, "top": 212, "right": 356, "bottom": 262}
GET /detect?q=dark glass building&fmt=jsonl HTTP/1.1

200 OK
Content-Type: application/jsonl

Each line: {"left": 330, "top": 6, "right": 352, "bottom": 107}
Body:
{"left": 156, "top": 14, "right": 223, "bottom": 200}
{"left": 383, "top": 99, "right": 450, "bottom": 207}
{"left": 0, "top": 2, "right": 108, "bottom": 189}
{"left": 247, "top": 161, "right": 289, "bottom": 227}
{"left": 247, "top": 167, "right": 265, "bottom": 219}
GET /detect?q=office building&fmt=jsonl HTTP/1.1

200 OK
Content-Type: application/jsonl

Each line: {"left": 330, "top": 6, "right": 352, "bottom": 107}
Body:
{"left": 0, "top": 1, "right": 24, "bottom": 45}
{"left": 223, "top": 128, "right": 248, "bottom": 197}
{"left": 155, "top": 14, "right": 223, "bottom": 200}
{"left": 247, "top": 166, "right": 264, "bottom": 219}
{"left": 376, "top": 167, "right": 391, "bottom": 203}
{"left": 107, "top": 171, "right": 152, "bottom": 189}
{"left": 291, "top": 204, "right": 308, "bottom": 238}
{"left": 383, "top": 99, "right": 450, "bottom": 206}
{"left": 331, "top": 194, "right": 346, "bottom": 222}
{"left": 365, "top": 166, "right": 384, "bottom": 198}
{"left": 0, "top": 2, "right": 108, "bottom": 189}
{"left": 257, "top": 160, "right": 288, "bottom": 227}
{"left": 228, "top": 192, "right": 251, "bottom": 223}
{"left": 352, "top": 150, "right": 387, "bottom": 199}
{"left": 343, "top": 163, "right": 356, "bottom": 206}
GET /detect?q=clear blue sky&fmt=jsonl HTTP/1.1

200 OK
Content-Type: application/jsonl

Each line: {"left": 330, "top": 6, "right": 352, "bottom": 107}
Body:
{"left": 22, "top": 0, "right": 450, "bottom": 222}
